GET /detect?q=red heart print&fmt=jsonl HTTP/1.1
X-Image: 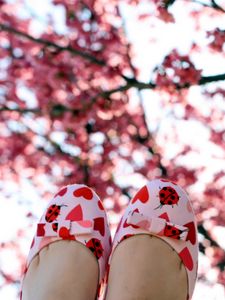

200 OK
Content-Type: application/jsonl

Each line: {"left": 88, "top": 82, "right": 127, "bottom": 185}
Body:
{"left": 158, "top": 212, "right": 170, "bottom": 222}
{"left": 179, "top": 247, "right": 193, "bottom": 271}
{"left": 123, "top": 208, "right": 140, "bottom": 228}
{"left": 94, "top": 217, "right": 105, "bottom": 236}
{"left": 55, "top": 187, "right": 67, "bottom": 197}
{"left": 59, "top": 227, "right": 76, "bottom": 240}
{"left": 184, "top": 222, "right": 196, "bottom": 245}
{"left": 98, "top": 200, "right": 104, "bottom": 210}
{"left": 77, "top": 220, "right": 92, "bottom": 228}
{"left": 66, "top": 204, "right": 83, "bottom": 221}
{"left": 131, "top": 186, "right": 149, "bottom": 204}
{"left": 123, "top": 218, "right": 139, "bottom": 229}
{"left": 73, "top": 187, "right": 93, "bottom": 200}
{"left": 37, "top": 223, "right": 45, "bottom": 236}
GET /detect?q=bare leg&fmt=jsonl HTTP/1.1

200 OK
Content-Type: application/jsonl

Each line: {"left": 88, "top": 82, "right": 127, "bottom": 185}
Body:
{"left": 105, "top": 235, "right": 187, "bottom": 300}
{"left": 22, "top": 240, "right": 99, "bottom": 300}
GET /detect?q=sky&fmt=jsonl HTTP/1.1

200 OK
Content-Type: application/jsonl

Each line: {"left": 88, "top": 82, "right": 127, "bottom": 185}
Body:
{"left": 0, "top": 0, "right": 225, "bottom": 299}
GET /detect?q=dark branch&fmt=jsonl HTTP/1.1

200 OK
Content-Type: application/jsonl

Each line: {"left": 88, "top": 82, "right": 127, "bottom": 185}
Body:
{"left": 4, "top": 119, "right": 82, "bottom": 164}
{"left": 211, "top": 0, "right": 225, "bottom": 12}
{"left": 198, "top": 223, "right": 220, "bottom": 248}
{"left": 162, "top": 0, "right": 177, "bottom": 9}
{"left": 82, "top": 163, "right": 90, "bottom": 185}
{"left": 191, "top": 0, "right": 225, "bottom": 13}
{"left": 123, "top": 72, "right": 225, "bottom": 89}
{"left": 30, "top": 134, "right": 82, "bottom": 165}
{"left": 0, "top": 23, "right": 105, "bottom": 66}
{"left": 0, "top": 105, "right": 41, "bottom": 114}
{"left": 0, "top": 23, "right": 224, "bottom": 90}
{"left": 1, "top": 72, "right": 224, "bottom": 114}
{"left": 120, "top": 32, "right": 168, "bottom": 177}
{"left": 199, "top": 73, "right": 225, "bottom": 85}
{"left": 198, "top": 223, "right": 225, "bottom": 271}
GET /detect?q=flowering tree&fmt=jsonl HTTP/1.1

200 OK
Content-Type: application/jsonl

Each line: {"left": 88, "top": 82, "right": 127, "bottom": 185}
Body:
{"left": 0, "top": 0, "right": 224, "bottom": 298}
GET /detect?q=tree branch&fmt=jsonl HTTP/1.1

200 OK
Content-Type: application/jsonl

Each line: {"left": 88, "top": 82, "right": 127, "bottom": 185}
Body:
{"left": 0, "top": 22, "right": 224, "bottom": 89}
{"left": 191, "top": 0, "right": 225, "bottom": 13}
{"left": 0, "top": 23, "right": 105, "bottom": 66}
{"left": 118, "top": 10, "right": 168, "bottom": 177}
{"left": 211, "top": 0, "right": 225, "bottom": 12}
{"left": 162, "top": 0, "right": 177, "bottom": 9}
{"left": 0, "top": 105, "right": 41, "bottom": 114}
{"left": 1, "top": 72, "right": 224, "bottom": 114}
{"left": 3, "top": 119, "right": 82, "bottom": 165}
{"left": 199, "top": 73, "right": 225, "bottom": 85}
{"left": 123, "top": 72, "right": 225, "bottom": 89}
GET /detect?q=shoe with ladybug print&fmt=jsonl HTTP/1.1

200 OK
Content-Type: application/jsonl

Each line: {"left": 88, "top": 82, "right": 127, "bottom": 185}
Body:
{"left": 20, "top": 184, "right": 111, "bottom": 300}
{"left": 109, "top": 178, "right": 198, "bottom": 300}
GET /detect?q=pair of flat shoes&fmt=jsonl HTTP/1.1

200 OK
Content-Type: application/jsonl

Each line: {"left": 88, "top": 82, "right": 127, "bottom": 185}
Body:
{"left": 20, "top": 178, "right": 198, "bottom": 300}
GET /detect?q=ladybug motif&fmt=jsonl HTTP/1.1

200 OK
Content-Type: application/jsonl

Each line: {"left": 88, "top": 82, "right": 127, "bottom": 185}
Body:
{"left": 45, "top": 204, "right": 67, "bottom": 223}
{"left": 86, "top": 238, "right": 103, "bottom": 259}
{"left": 120, "top": 234, "right": 134, "bottom": 243}
{"left": 155, "top": 186, "right": 179, "bottom": 209}
{"left": 52, "top": 223, "right": 58, "bottom": 232}
{"left": 164, "top": 224, "right": 187, "bottom": 240}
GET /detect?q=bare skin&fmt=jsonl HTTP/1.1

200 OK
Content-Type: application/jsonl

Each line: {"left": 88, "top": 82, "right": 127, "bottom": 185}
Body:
{"left": 105, "top": 235, "right": 188, "bottom": 300}
{"left": 22, "top": 240, "right": 99, "bottom": 300}
{"left": 22, "top": 235, "right": 187, "bottom": 300}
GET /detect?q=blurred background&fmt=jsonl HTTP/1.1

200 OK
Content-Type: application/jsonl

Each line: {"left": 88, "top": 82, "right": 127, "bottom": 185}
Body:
{"left": 0, "top": 0, "right": 225, "bottom": 299}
